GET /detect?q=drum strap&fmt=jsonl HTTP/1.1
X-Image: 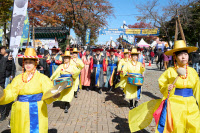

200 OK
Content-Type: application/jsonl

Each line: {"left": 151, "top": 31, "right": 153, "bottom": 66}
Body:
{"left": 17, "top": 93, "right": 43, "bottom": 133}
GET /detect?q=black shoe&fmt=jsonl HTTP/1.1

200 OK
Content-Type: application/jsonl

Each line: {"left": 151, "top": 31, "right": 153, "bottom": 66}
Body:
{"left": 64, "top": 106, "right": 68, "bottom": 113}
{"left": 129, "top": 100, "right": 133, "bottom": 110}
{"left": 98, "top": 89, "right": 102, "bottom": 94}
{"left": 0, "top": 107, "right": 6, "bottom": 121}
{"left": 86, "top": 87, "right": 89, "bottom": 91}
{"left": 74, "top": 91, "right": 77, "bottom": 98}
{"left": 134, "top": 100, "right": 138, "bottom": 107}
{"left": 122, "top": 92, "right": 125, "bottom": 98}
{"left": 129, "top": 106, "right": 134, "bottom": 110}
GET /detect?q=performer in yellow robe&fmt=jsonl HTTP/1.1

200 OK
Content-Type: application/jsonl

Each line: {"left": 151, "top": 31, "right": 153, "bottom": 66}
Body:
{"left": 121, "top": 48, "right": 145, "bottom": 109}
{"left": 0, "top": 48, "right": 58, "bottom": 133}
{"left": 50, "top": 51, "right": 80, "bottom": 113}
{"left": 70, "top": 48, "right": 84, "bottom": 98}
{"left": 129, "top": 40, "right": 200, "bottom": 133}
{"left": 115, "top": 49, "right": 130, "bottom": 96}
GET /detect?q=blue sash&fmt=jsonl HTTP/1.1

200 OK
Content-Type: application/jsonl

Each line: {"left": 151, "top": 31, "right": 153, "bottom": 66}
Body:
{"left": 108, "top": 64, "right": 117, "bottom": 74}
{"left": 17, "top": 93, "right": 43, "bottom": 133}
{"left": 94, "top": 64, "right": 103, "bottom": 85}
{"left": 174, "top": 88, "right": 193, "bottom": 97}
{"left": 129, "top": 73, "right": 142, "bottom": 99}
{"left": 60, "top": 74, "right": 72, "bottom": 77}
{"left": 50, "top": 62, "right": 56, "bottom": 76}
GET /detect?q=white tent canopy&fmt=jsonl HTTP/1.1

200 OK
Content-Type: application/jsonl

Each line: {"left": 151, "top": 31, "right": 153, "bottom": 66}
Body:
{"left": 137, "top": 38, "right": 150, "bottom": 47}
{"left": 151, "top": 41, "right": 157, "bottom": 47}
{"left": 106, "top": 40, "right": 116, "bottom": 47}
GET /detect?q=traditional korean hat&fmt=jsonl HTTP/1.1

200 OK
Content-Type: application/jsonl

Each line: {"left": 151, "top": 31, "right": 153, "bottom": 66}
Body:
{"left": 17, "top": 48, "right": 43, "bottom": 59}
{"left": 61, "top": 51, "right": 71, "bottom": 57}
{"left": 130, "top": 48, "right": 140, "bottom": 55}
{"left": 72, "top": 48, "right": 80, "bottom": 53}
{"left": 93, "top": 47, "right": 103, "bottom": 52}
{"left": 165, "top": 40, "right": 197, "bottom": 56}
{"left": 50, "top": 46, "right": 60, "bottom": 52}
{"left": 123, "top": 49, "right": 129, "bottom": 54}
{"left": 107, "top": 48, "right": 117, "bottom": 52}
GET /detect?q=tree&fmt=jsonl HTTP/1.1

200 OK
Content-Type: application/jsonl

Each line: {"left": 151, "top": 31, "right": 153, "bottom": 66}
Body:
{"left": 0, "top": 0, "right": 13, "bottom": 45}
{"left": 128, "top": 21, "right": 153, "bottom": 28}
{"left": 134, "top": 0, "right": 198, "bottom": 46}
{"left": 68, "top": 0, "right": 114, "bottom": 45}
{"left": 28, "top": 0, "right": 113, "bottom": 46}
{"left": 28, "top": 0, "right": 62, "bottom": 26}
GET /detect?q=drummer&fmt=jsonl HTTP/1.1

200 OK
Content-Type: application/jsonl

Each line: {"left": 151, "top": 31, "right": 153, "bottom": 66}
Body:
{"left": 70, "top": 48, "right": 84, "bottom": 98}
{"left": 0, "top": 48, "right": 60, "bottom": 133}
{"left": 129, "top": 40, "right": 200, "bottom": 132}
{"left": 115, "top": 49, "right": 130, "bottom": 96}
{"left": 121, "top": 48, "right": 145, "bottom": 110}
{"left": 50, "top": 51, "right": 80, "bottom": 113}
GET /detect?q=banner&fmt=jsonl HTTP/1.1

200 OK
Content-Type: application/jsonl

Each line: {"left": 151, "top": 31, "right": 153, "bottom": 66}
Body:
{"left": 0, "top": 29, "right": 3, "bottom": 44}
{"left": 99, "top": 28, "right": 159, "bottom": 36}
{"left": 9, "top": 0, "right": 28, "bottom": 59}
{"left": 20, "top": 12, "right": 30, "bottom": 45}
{"left": 85, "top": 29, "right": 91, "bottom": 44}
{"left": 99, "top": 28, "right": 124, "bottom": 35}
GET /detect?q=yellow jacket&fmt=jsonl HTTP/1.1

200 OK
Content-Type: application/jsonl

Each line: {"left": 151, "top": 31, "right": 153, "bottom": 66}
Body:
{"left": 0, "top": 71, "right": 54, "bottom": 133}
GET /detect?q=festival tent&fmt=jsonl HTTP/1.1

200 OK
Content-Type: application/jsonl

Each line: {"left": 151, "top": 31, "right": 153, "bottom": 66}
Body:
{"left": 151, "top": 41, "right": 157, "bottom": 47}
{"left": 137, "top": 38, "right": 150, "bottom": 47}
{"left": 106, "top": 40, "right": 116, "bottom": 47}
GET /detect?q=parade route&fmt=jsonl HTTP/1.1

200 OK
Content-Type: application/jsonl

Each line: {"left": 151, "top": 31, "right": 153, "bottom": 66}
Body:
{"left": 0, "top": 64, "right": 164, "bottom": 133}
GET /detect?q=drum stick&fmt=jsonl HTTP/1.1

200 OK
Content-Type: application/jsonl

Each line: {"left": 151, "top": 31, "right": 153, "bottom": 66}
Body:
{"left": 72, "top": 59, "right": 78, "bottom": 65}
{"left": 172, "top": 76, "right": 179, "bottom": 85}
{"left": 172, "top": 67, "right": 186, "bottom": 85}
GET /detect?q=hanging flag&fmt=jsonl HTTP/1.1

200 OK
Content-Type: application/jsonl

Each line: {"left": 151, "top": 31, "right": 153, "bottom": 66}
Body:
{"left": 9, "top": 0, "right": 28, "bottom": 59}
{"left": 20, "top": 11, "right": 30, "bottom": 45}
{"left": 0, "top": 29, "right": 3, "bottom": 44}
{"left": 85, "top": 29, "right": 91, "bottom": 44}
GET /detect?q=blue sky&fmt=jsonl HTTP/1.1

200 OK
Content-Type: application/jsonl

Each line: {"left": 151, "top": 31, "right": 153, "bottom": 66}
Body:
{"left": 70, "top": 0, "right": 178, "bottom": 45}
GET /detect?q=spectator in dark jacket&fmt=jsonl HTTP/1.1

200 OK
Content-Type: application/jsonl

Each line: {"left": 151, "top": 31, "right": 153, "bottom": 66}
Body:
{"left": 155, "top": 48, "right": 163, "bottom": 70}
{"left": 0, "top": 46, "right": 13, "bottom": 121}
{"left": 190, "top": 50, "right": 200, "bottom": 73}
{"left": 5, "top": 49, "right": 16, "bottom": 88}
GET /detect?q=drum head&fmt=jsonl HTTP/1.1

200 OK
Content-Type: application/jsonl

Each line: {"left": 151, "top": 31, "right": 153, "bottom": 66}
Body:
{"left": 0, "top": 86, "right": 4, "bottom": 99}
{"left": 42, "top": 81, "right": 69, "bottom": 100}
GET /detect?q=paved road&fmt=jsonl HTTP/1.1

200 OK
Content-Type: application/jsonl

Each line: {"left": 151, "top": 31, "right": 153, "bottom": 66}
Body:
{"left": 0, "top": 63, "right": 164, "bottom": 133}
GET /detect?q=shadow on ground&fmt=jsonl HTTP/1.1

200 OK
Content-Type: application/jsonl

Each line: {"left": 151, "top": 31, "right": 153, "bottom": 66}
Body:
{"left": 142, "top": 91, "right": 161, "bottom": 99}
{"left": 110, "top": 112, "right": 150, "bottom": 133}
{"left": 104, "top": 88, "right": 129, "bottom": 107}
{"left": 1, "top": 129, "right": 57, "bottom": 133}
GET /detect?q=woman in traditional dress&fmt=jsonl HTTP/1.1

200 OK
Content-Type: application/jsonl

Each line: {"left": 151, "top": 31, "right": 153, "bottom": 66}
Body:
{"left": 105, "top": 48, "right": 118, "bottom": 91}
{"left": 50, "top": 51, "right": 80, "bottom": 113}
{"left": 121, "top": 48, "right": 145, "bottom": 110}
{"left": 81, "top": 47, "right": 92, "bottom": 91}
{"left": 46, "top": 46, "right": 62, "bottom": 76}
{"left": 129, "top": 40, "right": 200, "bottom": 133}
{"left": 90, "top": 47, "right": 106, "bottom": 94}
{"left": 0, "top": 48, "right": 59, "bottom": 133}
{"left": 70, "top": 48, "right": 84, "bottom": 98}
{"left": 115, "top": 49, "right": 130, "bottom": 96}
